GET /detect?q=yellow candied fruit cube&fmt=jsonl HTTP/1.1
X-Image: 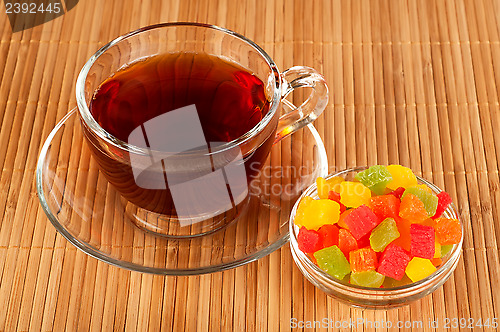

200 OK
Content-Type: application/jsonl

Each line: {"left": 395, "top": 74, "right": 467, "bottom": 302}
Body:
{"left": 386, "top": 165, "right": 418, "bottom": 190}
{"left": 316, "top": 176, "right": 344, "bottom": 199}
{"left": 293, "top": 198, "right": 341, "bottom": 230}
{"left": 335, "top": 181, "right": 371, "bottom": 208}
{"left": 294, "top": 196, "right": 313, "bottom": 223}
{"left": 405, "top": 257, "right": 437, "bottom": 282}
{"left": 434, "top": 241, "right": 441, "bottom": 258}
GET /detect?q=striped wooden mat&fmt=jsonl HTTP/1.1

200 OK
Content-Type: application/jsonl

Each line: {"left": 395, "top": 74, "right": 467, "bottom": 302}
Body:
{"left": 1, "top": 0, "right": 500, "bottom": 330}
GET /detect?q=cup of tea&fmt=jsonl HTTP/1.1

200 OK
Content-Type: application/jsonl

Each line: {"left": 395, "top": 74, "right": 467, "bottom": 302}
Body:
{"left": 76, "top": 22, "right": 328, "bottom": 238}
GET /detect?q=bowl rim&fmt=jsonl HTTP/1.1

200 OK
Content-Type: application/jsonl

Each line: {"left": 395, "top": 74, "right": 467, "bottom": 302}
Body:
{"left": 289, "top": 166, "right": 464, "bottom": 293}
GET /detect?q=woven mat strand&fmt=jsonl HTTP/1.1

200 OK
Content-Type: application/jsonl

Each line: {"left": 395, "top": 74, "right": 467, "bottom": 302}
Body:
{"left": 0, "top": 0, "right": 499, "bottom": 331}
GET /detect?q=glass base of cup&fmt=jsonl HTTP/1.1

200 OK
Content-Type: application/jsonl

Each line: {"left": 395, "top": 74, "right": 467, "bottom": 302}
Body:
{"left": 123, "top": 195, "right": 250, "bottom": 238}
{"left": 36, "top": 108, "right": 328, "bottom": 274}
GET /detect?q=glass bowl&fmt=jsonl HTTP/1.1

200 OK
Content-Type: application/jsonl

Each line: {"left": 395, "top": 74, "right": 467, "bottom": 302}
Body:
{"left": 289, "top": 167, "right": 463, "bottom": 308}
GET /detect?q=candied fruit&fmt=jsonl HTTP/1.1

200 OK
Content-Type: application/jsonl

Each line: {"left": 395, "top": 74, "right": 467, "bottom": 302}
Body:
{"left": 370, "top": 218, "right": 400, "bottom": 252}
{"left": 317, "top": 224, "right": 339, "bottom": 248}
{"left": 294, "top": 198, "right": 340, "bottom": 230}
{"left": 391, "top": 218, "right": 412, "bottom": 252}
{"left": 405, "top": 257, "right": 437, "bottom": 282}
{"left": 335, "top": 181, "right": 371, "bottom": 208}
{"left": 399, "top": 193, "right": 428, "bottom": 223}
{"left": 355, "top": 165, "right": 393, "bottom": 195}
{"left": 293, "top": 165, "right": 461, "bottom": 289}
{"left": 344, "top": 205, "right": 381, "bottom": 240}
{"left": 297, "top": 227, "right": 322, "bottom": 253}
{"left": 337, "top": 209, "right": 352, "bottom": 230}
{"left": 402, "top": 186, "right": 438, "bottom": 217}
{"left": 327, "top": 190, "right": 346, "bottom": 213}
{"left": 410, "top": 224, "right": 435, "bottom": 259}
{"left": 434, "top": 241, "right": 441, "bottom": 258}
{"left": 350, "top": 271, "right": 385, "bottom": 288}
{"left": 389, "top": 187, "right": 406, "bottom": 200}
{"left": 432, "top": 191, "right": 453, "bottom": 219}
{"left": 434, "top": 218, "right": 462, "bottom": 245}
{"left": 338, "top": 228, "right": 358, "bottom": 258}
{"left": 377, "top": 244, "right": 411, "bottom": 280}
{"left": 349, "top": 247, "right": 378, "bottom": 272}
{"left": 441, "top": 244, "right": 453, "bottom": 257}
{"left": 386, "top": 165, "right": 418, "bottom": 190}
{"left": 317, "top": 176, "right": 344, "bottom": 199}
{"left": 370, "top": 195, "right": 400, "bottom": 220}
{"left": 314, "top": 245, "right": 351, "bottom": 280}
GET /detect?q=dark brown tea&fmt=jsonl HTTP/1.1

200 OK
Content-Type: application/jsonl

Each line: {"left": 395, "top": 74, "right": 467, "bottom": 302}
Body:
{"left": 86, "top": 53, "right": 275, "bottom": 216}
{"left": 90, "top": 52, "right": 269, "bottom": 146}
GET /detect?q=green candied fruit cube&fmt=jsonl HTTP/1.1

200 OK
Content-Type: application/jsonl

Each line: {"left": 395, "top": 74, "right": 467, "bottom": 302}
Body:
{"left": 402, "top": 186, "right": 438, "bottom": 216}
{"left": 350, "top": 270, "right": 385, "bottom": 288}
{"left": 369, "top": 218, "right": 400, "bottom": 252}
{"left": 382, "top": 275, "right": 413, "bottom": 288}
{"left": 313, "top": 245, "right": 351, "bottom": 280}
{"left": 441, "top": 244, "right": 453, "bottom": 257}
{"left": 355, "top": 165, "right": 393, "bottom": 195}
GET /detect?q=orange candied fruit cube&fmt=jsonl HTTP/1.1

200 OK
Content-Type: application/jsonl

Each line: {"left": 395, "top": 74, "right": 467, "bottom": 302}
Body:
{"left": 349, "top": 247, "right": 378, "bottom": 272}
{"left": 338, "top": 228, "right": 358, "bottom": 258}
{"left": 431, "top": 257, "right": 442, "bottom": 267}
{"left": 399, "top": 193, "right": 428, "bottom": 223}
{"left": 421, "top": 218, "right": 437, "bottom": 228}
{"left": 434, "top": 218, "right": 462, "bottom": 245}
{"left": 369, "top": 194, "right": 400, "bottom": 220}
{"left": 391, "top": 217, "right": 412, "bottom": 252}
{"left": 337, "top": 209, "right": 353, "bottom": 230}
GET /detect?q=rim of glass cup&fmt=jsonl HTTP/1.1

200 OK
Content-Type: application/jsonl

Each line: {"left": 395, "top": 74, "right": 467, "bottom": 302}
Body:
{"left": 76, "top": 22, "right": 282, "bottom": 156}
{"left": 289, "top": 167, "right": 464, "bottom": 296}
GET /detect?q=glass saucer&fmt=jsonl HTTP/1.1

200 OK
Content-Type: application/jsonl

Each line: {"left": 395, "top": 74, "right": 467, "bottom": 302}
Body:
{"left": 36, "top": 109, "right": 328, "bottom": 275}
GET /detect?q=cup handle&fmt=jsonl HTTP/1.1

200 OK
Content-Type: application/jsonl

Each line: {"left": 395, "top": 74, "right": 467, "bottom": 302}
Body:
{"left": 274, "top": 66, "right": 329, "bottom": 143}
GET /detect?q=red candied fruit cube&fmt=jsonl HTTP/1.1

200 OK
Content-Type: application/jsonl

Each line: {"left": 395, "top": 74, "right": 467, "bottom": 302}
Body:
{"left": 344, "top": 205, "right": 381, "bottom": 240}
{"left": 338, "top": 228, "right": 358, "bottom": 258}
{"left": 328, "top": 191, "right": 346, "bottom": 214}
{"left": 410, "top": 224, "right": 435, "bottom": 259}
{"left": 377, "top": 244, "right": 411, "bottom": 280}
{"left": 370, "top": 195, "right": 401, "bottom": 220}
{"left": 317, "top": 224, "right": 340, "bottom": 248}
{"left": 431, "top": 192, "right": 453, "bottom": 219}
{"left": 357, "top": 233, "right": 371, "bottom": 249}
{"left": 349, "top": 247, "right": 378, "bottom": 272}
{"left": 389, "top": 187, "right": 406, "bottom": 200}
{"left": 297, "top": 227, "right": 322, "bottom": 253}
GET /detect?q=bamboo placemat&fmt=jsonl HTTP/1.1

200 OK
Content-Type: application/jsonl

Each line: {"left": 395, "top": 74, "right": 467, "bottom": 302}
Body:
{"left": 1, "top": 0, "right": 500, "bottom": 330}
